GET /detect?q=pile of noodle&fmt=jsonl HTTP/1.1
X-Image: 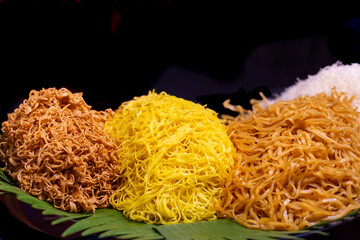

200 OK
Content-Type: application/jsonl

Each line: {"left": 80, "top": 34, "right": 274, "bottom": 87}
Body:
{"left": 0, "top": 88, "right": 121, "bottom": 213}
{"left": 105, "top": 91, "right": 235, "bottom": 224}
{"left": 215, "top": 89, "right": 360, "bottom": 231}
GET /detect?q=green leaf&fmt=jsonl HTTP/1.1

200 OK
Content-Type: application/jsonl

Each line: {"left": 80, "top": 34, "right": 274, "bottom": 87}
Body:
{"left": 51, "top": 214, "right": 89, "bottom": 225}
{"left": 0, "top": 175, "right": 327, "bottom": 240}
{"left": 0, "top": 177, "right": 163, "bottom": 240}
{"left": 62, "top": 208, "right": 162, "bottom": 239}
{"left": 0, "top": 177, "right": 90, "bottom": 223}
{"left": 0, "top": 168, "right": 13, "bottom": 184}
{"left": 98, "top": 223, "right": 162, "bottom": 240}
{"left": 155, "top": 219, "right": 313, "bottom": 240}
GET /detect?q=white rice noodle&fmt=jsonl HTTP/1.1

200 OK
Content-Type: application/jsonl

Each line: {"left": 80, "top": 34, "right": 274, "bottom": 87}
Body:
{"left": 268, "top": 62, "right": 360, "bottom": 110}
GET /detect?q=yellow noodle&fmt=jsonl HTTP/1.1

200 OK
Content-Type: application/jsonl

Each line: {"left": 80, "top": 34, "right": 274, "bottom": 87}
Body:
{"left": 216, "top": 89, "right": 360, "bottom": 230}
{"left": 0, "top": 88, "right": 121, "bottom": 213}
{"left": 105, "top": 91, "right": 235, "bottom": 224}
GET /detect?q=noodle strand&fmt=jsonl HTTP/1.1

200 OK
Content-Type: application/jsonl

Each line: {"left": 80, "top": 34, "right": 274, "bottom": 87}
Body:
{"left": 105, "top": 91, "right": 235, "bottom": 224}
{"left": 0, "top": 88, "right": 121, "bottom": 213}
{"left": 216, "top": 89, "right": 360, "bottom": 230}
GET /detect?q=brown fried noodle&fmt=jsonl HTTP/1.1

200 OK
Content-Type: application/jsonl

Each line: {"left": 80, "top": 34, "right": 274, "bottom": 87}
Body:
{"left": 0, "top": 88, "right": 121, "bottom": 213}
{"left": 216, "top": 89, "right": 360, "bottom": 230}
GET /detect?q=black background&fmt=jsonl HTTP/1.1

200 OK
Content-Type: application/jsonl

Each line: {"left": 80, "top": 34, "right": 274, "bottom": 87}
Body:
{"left": 0, "top": 1, "right": 360, "bottom": 119}
{"left": 1, "top": 0, "right": 360, "bottom": 239}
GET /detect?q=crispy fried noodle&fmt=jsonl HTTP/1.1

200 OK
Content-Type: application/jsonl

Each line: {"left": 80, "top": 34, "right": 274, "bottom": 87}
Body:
{"left": 215, "top": 89, "right": 360, "bottom": 231}
{"left": 0, "top": 88, "right": 121, "bottom": 213}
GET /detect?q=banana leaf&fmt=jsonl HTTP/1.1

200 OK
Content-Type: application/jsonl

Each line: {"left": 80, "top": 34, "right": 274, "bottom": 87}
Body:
{"left": 0, "top": 168, "right": 325, "bottom": 240}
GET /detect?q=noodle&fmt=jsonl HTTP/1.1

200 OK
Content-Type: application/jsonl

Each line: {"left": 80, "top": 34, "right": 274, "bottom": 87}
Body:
{"left": 216, "top": 89, "right": 360, "bottom": 231}
{"left": 105, "top": 91, "right": 235, "bottom": 224}
{"left": 0, "top": 88, "right": 121, "bottom": 213}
